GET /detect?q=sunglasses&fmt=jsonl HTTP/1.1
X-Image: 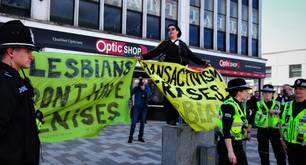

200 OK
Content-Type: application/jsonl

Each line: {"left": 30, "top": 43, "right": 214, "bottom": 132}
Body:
{"left": 167, "top": 27, "right": 176, "bottom": 32}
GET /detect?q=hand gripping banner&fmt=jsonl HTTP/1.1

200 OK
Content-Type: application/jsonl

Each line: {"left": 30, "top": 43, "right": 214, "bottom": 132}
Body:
{"left": 27, "top": 52, "right": 136, "bottom": 142}
{"left": 140, "top": 60, "right": 228, "bottom": 131}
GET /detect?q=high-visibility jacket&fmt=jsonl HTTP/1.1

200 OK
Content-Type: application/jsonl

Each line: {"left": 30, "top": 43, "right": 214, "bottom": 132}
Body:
{"left": 255, "top": 99, "right": 281, "bottom": 129}
{"left": 281, "top": 101, "right": 306, "bottom": 145}
{"left": 218, "top": 97, "right": 248, "bottom": 140}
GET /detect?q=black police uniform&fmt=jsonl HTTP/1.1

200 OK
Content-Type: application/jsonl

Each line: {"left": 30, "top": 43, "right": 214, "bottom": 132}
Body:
{"left": 0, "top": 20, "right": 41, "bottom": 164}
{"left": 0, "top": 63, "right": 40, "bottom": 164}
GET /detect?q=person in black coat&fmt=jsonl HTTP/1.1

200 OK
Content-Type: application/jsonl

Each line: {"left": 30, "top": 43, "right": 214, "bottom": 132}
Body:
{"left": 0, "top": 20, "right": 41, "bottom": 164}
{"left": 139, "top": 24, "right": 208, "bottom": 125}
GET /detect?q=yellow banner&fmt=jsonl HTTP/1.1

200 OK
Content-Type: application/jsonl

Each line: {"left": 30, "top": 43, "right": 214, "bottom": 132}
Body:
{"left": 140, "top": 61, "right": 228, "bottom": 131}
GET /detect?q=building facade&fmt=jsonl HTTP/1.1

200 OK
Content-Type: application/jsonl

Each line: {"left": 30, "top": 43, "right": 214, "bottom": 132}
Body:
{"left": 263, "top": 50, "right": 306, "bottom": 93}
{"left": 0, "top": 0, "right": 265, "bottom": 119}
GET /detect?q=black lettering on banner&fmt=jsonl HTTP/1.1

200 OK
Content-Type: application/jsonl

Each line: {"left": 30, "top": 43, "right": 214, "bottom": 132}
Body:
{"left": 185, "top": 70, "right": 192, "bottom": 86}
{"left": 48, "top": 58, "right": 61, "bottom": 78}
{"left": 174, "top": 87, "right": 185, "bottom": 98}
{"left": 176, "top": 68, "right": 185, "bottom": 87}
{"left": 191, "top": 72, "right": 202, "bottom": 86}
{"left": 115, "top": 81, "right": 124, "bottom": 99}
{"left": 80, "top": 106, "right": 94, "bottom": 125}
{"left": 202, "top": 70, "right": 214, "bottom": 82}
{"left": 199, "top": 88, "right": 217, "bottom": 100}
{"left": 101, "top": 60, "right": 112, "bottom": 77}
{"left": 164, "top": 66, "right": 171, "bottom": 82}
{"left": 52, "top": 86, "right": 71, "bottom": 107}
{"left": 40, "top": 87, "right": 54, "bottom": 108}
{"left": 156, "top": 65, "right": 164, "bottom": 78}
{"left": 87, "top": 83, "right": 103, "bottom": 101}
{"left": 123, "top": 61, "right": 133, "bottom": 75}
{"left": 98, "top": 83, "right": 113, "bottom": 99}
{"left": 149, "top": 64, "right": 155, "bottom": 75}
{"left": 64, "top": 58, "right": 79, "bottom": 78}
{"left": 96, "top": 104, "right": 106, "bottom": 124}
{"left": 114, "top": 61, "right": 124, "bottom": 77}
{"left": 81, "top": 59, "right": 93, "bottom": 78}
{"left": 186, "top": 88, "right": 202, "bottom": 100}
{"left": 39, "top": 114, "right": 50, "bottom": 133}
{"left": 30, "top": 59, "right": 45, "bottom": 77}
{"left": 74, "top": 83, "right": 87, "bottom": 103}
{"left": 107, "top": 102, "right": 120, "bottom": 120}
{"left": 209, "top": 68, "right": 223, "bottom": 82}
{"left": 94, "top": 59, "right": 100, "bottom": 78}
{"left": 72, "top": 109, "right": 80, "bottom": 128}
{"left": 210, "top": 85, "right": 225, "bottom": 101}
{"left": 161, "top": 81, "right": 176, "bottom": 98}
{"left": 169, "top": 67, "right": 177, "bottom": 86}
{"left": 51, "top": 111, "right": 70, "bottom": 131}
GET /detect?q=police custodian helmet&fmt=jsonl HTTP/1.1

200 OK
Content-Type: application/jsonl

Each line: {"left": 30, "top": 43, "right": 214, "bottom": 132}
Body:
{"left": 0, "top": 20, "right": 39, "bottom": 51}
{"left": 226, "top": 78, "right": 251, "bottom": 91}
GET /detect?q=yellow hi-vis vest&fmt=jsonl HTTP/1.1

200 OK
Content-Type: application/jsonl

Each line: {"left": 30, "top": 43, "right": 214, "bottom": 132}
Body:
{"left": 218, "top": 97, "right": 248, "bottom": 140}
{"left": 281, "top": 101, "right": 306, "bottom": 145}
{"left": 255, "top": 99, "right": 281, "bottom": 129}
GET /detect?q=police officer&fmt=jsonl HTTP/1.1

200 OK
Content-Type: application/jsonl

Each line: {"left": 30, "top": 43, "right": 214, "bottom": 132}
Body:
{"left": 0, "top": 20, "right": 40, "bottom": 164}
{"left": 281, "top": 79, "right": 306, "bottom": 165}
{"left": 217, "top": 78, "right": 250, "bottom": 165}
{"left": 249, "top": 84, "right": 286, "bottom": 165}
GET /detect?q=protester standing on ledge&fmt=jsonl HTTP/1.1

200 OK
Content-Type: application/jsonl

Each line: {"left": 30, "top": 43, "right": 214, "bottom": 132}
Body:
{"left": 249, "top": 84, "right": 286, "bottom": 165}
{"left": 217, "top": 78, "right": 250, "bottom": 165}
{"left": 281, "top": 79, "right": 306, "bottom": 165}
{"left": 0, "top": 20, "right": 41, "bottom": 164}
{"left": 138, "top": 24, "right": 208, "bottom": 125}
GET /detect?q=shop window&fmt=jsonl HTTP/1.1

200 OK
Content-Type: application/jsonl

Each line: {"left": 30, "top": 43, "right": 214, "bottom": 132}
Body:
{"left": 190, "top": 25, "right": 199, "bottom": 47}
{"left": 289, "top": 64, "right": 302, "bottom": 78}
{"left": 79, "top": 0, "right": 99, "bottom": 29}
{"left": 50, "top": 0, "right": 74, "bottom": 25}
{"left": 147, "top": 0, "right": 161, "bottom": 40}
{"left": 105, "top": 0, "right": 122, "bottom": 7}
{"left": 252, "top": 39, "right": 258, "bottom": 57}
{"left": 127, "top": 11, "right": 142, "bottom": 37}
{"left": 204, "top": 28, "right": 213, "bottom": 49}
{"left": 241, "top": 36, "right": 248, "bottom": 55}
{"left": 217, "top": 31, "right": 225, "bottom": 51}
{"left": 190, "top": 2, "right": 200, "bottom": 47}
{"left": 0, "top": 0, "right": 31, "bottom": 17}
{"left": 147, "top": 15, "right": 160, "bottom": 40}
{"left": 230, "top": 34, "right": 237, "bottom": 53}
{"left": 104, "top": 4, "right": 122, "bottom": 33}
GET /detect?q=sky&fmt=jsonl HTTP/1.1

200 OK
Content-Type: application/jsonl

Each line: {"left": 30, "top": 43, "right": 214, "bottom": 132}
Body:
{"left": 262, "top": 0, "right": 306, "bottom": 53}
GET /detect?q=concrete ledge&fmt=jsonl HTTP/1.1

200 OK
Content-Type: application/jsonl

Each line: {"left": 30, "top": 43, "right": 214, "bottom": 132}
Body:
{"left": 162, "top": 125, "right": 216, "bottom": 165}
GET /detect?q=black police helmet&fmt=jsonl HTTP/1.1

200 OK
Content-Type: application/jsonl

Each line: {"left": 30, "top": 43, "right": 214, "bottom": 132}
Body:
{"left": 261, "top": 84, "right": 275, "bottom": 93}
{"left": 227, "top": 78, "right": 251, "bottom": 92}
{"left": 0, "top": 20, "right": 39, "bottom": 51}
{"left": 292, "top": 79, "right": 306, "bottom": 89}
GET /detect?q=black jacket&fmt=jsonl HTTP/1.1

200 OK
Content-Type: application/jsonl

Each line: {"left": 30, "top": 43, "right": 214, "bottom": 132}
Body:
{"left": 143, "top": 39, "right": 205, "bottom": 66}
{"left": 0, "top": 62, "right": 40, "bottom": 165}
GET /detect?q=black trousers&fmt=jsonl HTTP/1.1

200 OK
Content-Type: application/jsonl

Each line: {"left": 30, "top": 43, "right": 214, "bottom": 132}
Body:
{"left": 164, "top": 97, "right": 179, "bottom": 123}
{"left": 257, "top": 128, "right": 286, "bottom": 165}
{"left": 286, "top": 142, "right": 306, "bottom": 165}
{"left": 217, "top": 139, "right": 248, "bottom": 165}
